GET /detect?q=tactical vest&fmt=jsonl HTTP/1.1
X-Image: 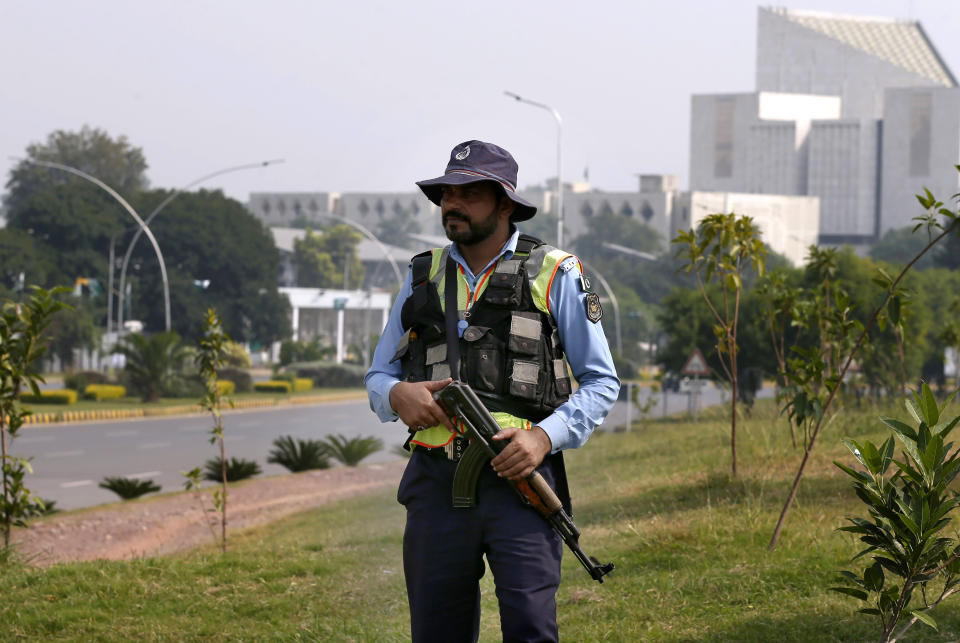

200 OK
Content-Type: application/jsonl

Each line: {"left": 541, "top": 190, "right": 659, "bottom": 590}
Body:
{"left": 392, "top": 234, "right": 574, "bottom": 447}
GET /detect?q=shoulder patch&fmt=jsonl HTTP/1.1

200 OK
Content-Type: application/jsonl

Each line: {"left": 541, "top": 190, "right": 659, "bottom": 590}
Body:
{"left": 585, "top": 292, "right": 602, "bottom": 323}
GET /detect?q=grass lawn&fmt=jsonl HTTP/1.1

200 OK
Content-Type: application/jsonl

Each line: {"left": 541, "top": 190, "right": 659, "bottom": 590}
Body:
{"left": 3, "top": 398, "right": 960, "bottom": 641}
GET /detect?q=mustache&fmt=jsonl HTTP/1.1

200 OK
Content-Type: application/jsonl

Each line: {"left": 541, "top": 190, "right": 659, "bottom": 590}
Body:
{"left": 443, "top": 211, "right": 468, "bottom": 225}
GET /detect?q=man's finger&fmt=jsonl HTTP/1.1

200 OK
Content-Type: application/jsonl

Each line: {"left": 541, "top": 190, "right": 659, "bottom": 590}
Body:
{"left": 491, "top": 427, "right": 520, "bottom": 441}
{"left": 424, "top": 378, "right": 453, "bottom": 391}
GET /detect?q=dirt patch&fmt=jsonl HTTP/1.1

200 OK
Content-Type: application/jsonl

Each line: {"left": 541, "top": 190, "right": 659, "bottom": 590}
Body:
{"left": 12, "top": 459, "right": 408, "bottom": 566}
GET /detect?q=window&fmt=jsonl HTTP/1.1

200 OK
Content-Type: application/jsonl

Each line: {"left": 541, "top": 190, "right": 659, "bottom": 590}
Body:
{"left": 714, "top": 98, "right": 735, "bottom": 178}
{"left": 909, "top": 92, "right": 932, "bottom": 177}
{"left": 641, "top": 201, "right": 654, "bottom": 222}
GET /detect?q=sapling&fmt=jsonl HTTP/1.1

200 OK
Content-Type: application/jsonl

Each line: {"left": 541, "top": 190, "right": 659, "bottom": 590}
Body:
{"left": 673, "top": 212, "right": 766, "bottom": 477}
{"left": 832, "top": 383, "right": 960, "bottom": 643}
{"left": 769, "top": 176, "right": 960, "bottom": 549}
{"left": 195, "top": 308, "right": 232, "bottom": 553}
{"left": 0, "top": 287, "right": 67, "bottom": 548}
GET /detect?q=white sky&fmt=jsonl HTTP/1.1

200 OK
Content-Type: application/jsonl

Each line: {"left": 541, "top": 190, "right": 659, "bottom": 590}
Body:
{"left": 2, "top": 0, "right": 958, "bottom": 202}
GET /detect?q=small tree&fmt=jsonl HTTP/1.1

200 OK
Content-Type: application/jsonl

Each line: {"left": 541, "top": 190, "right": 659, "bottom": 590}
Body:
{"left": 832, "top": 383, "right": 960, "bottom": 642}
{"left": 673, "top": 212, "right": 766, "bottom": 477}
{"left": 0, "top": 287, "right": 68, "bottom": 547}
{"left": 195, "top": 308, "right": 231, "bottom": 553}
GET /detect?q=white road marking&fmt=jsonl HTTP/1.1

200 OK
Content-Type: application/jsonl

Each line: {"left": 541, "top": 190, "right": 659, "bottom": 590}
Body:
{"left": 125, "top": 471, "right": 161, "bottom": 479}
{"left": 60, "top": 480, "right": 93, "bottom": 488}
{"left": 105, "top": 430, "right": 139, "bottom": 437}
{"left": 17, "top": 436, "right": 54, "bottom": 444}
{"left": 138, "top": 442, "right": 171, "bottom": 450}
{"left": 45, "top": 450, "right": 84, "bottom": 458}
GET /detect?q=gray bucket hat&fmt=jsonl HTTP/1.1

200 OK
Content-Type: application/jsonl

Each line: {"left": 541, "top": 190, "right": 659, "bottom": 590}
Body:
{"left": 416, "top": 140, "right": 538, "bottom": 222}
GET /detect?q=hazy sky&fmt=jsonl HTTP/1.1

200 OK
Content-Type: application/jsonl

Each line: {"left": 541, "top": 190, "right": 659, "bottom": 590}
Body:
{"left": 3, "top": 1, "right": 958, "bottom": 203}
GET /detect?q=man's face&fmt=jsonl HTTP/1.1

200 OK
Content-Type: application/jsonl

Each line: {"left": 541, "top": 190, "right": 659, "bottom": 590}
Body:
{"left": 440, "top": 182, "right": 509, "bottom": 246}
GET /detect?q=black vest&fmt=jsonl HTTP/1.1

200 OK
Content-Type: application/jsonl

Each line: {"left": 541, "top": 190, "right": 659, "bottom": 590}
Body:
{"left": 393, "top": 234, "right": 571, "bottom": 423}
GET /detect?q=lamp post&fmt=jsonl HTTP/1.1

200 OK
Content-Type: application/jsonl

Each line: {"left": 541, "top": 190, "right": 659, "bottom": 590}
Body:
{"left": 504, "top": 91, "right": 564, "bottom": 247}
{"left": 578, "top": 259, "right": 621, "bottom": 355}
{"left": 116, "top": 159, "right": 284, "bottom": 334}
{"left": 15, "top": 158, "right": 173, "bottom": 332}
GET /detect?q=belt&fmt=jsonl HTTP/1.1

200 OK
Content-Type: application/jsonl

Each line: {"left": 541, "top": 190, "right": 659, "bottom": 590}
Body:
{"left": 412, "top": 435, "right": 470, "bottom": 462}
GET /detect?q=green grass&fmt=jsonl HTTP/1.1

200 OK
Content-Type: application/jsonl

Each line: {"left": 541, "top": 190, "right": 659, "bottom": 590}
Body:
{"left": 4, "top": 399, "right": 960, "bottom": 641}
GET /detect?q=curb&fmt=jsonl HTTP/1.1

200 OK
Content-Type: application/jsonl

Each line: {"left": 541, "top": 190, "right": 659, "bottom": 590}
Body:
{"left": 22, "top": 392, "right": 365, "bottom": 426}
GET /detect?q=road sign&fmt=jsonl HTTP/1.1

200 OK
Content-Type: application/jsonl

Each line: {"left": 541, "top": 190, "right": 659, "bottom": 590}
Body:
{"left": 681, "top": 348, "right": 710, "bottom": 376}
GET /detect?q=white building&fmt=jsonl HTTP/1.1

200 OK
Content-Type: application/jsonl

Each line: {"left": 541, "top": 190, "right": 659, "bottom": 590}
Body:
{"left": 690, "top": 7, "right": 958, "bottom": 250}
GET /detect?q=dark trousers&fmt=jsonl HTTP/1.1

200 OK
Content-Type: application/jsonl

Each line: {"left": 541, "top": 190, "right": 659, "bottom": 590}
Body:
{"left": 398, "top": 450, "right": 563, "bottom": 643}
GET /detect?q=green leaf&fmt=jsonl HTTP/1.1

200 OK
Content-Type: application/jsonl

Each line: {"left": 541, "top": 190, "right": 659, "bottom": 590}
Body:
{"left": 920, "top": 382, "right": 940, "bottom": 426}
{"left": 863, "top": 562, "right": 884, "bottom": 592}
{"left": 905, "top": 398, "right": 923, "bottom": 425}
{"left": 857, "top": 608, "right": 882, "bottom": 616}
{"left": 888, "top": 295, "right": 901, "bottom": 325}
{"left": 911, "top": 610, "right": 938, "bottom": 631}
{"left": 880, "top": 417, "right": 917, "bottom": 442}
{"left": 829, "top": 587, "right": 869, "bottom": 601}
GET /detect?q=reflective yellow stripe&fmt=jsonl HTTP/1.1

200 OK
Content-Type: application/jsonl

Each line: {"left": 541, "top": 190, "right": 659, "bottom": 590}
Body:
{"left": 410, "top": 411, "right": 534, "bottom": 448}
{"left": 531, "top": 249, "right": 575, "bottom": 314}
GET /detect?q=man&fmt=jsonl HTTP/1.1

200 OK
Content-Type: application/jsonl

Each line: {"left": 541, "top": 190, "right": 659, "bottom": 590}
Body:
{"left": 365, "top": 140, "right": 619, "bottom": 642}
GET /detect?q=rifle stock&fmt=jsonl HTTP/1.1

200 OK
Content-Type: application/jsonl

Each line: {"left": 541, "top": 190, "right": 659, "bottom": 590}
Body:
{"left": 433, "top": 380, "right": 615, "bottom": 583}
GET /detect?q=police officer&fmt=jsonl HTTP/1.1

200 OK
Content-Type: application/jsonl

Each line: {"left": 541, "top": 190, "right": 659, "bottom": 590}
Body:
{"left": 365, "top": 140, "right": 619, "bottom": 642}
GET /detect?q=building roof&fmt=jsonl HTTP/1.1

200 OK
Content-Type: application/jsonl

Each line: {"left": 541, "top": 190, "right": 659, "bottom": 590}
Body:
{"left": 767, "top": 7, "right": 957, "bottom": 87}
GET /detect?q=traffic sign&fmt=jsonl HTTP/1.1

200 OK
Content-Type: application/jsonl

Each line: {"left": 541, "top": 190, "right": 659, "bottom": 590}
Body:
{"left": 681, "top": 348, "right": 710, "bottom": 376}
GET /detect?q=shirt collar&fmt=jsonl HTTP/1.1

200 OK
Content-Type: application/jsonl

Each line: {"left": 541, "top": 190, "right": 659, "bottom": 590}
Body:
{"left": 448, "top": 225, "right": 520, "bottom": 280}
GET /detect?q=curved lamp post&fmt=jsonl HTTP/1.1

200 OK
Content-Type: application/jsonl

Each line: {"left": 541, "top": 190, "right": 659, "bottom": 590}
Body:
{"left": 15, "top": 158, "right": 173, "bottom": 332}
{"left": 504, "top": 90, "right": 563, "bottom": 247}
{"left": 579, "top": 259, "right": 621, "bottom": 355}
{"left": 116, "top": 159, "right": 284, "bottom": 333}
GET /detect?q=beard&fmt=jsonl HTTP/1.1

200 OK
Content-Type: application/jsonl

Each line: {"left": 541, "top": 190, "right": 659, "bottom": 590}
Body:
{"left": 443, "top": 208, "right": 499, "bottom": 246}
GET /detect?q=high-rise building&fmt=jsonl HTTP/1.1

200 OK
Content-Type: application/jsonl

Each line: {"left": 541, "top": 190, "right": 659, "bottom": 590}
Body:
{"left": 690, "top": 7, "right": 958, "bottom": 249}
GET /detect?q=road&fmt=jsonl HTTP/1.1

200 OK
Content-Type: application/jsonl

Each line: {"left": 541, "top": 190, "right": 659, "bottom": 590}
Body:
{"left": 15, "top": 399, "right": 409, "bottom": 511}
{"left": 14, "top": 383, "right": 769, "bottom": 511}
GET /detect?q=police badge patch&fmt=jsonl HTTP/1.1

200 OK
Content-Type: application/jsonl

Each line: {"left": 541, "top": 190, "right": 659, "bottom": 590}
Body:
{"left": 584, "top": 292, "right": 602, "bottom": 323}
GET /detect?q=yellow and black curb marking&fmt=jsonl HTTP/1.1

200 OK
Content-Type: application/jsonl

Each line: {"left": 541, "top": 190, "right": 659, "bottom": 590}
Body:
{"left": 20, "top": 392, "right": 364, "bottom": 426}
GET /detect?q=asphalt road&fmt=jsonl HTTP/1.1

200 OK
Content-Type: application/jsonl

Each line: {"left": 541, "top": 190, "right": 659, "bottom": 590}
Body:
{"left": 15, "top": 383, "right": 769, "bottom": 511}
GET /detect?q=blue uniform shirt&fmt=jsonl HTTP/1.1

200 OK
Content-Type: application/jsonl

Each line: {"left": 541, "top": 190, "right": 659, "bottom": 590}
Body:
{"left": 364, "top": 228, "right": 620, "bottom": 452}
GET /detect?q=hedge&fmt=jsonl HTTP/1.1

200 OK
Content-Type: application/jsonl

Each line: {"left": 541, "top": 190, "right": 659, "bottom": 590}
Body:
{"left": 254, "top": 380, "right": 292, "bottom": 394}
{"left": 63, "top": 370, "right": 109, "bottom": 391}
{"left": 292, "top": 377, "right": 313, "bottom": 392}
{"left": 286, "top": 361, "right": 366, "bottom": 388}
{"left": 217, "top": 380, "right": 236, "bottom": 396}
{"left": 84, "top": 384, "right": 127, "bottom": 401}
{"left": 21, "top": 389, "right": 78, "bottom": 405}
{"left": 219, "top": 367, "right": 253, "bottom": 392}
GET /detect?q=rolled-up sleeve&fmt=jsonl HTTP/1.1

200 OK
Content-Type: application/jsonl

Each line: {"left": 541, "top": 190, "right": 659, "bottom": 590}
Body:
{"left": 536, "top": 258, "right": 620, "bottom": 452}
{"left": 363, "top": 274, "right": 413, "bottom": 423}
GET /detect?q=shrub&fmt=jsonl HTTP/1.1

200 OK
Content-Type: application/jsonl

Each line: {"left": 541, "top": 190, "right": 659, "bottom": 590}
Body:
{"left": 83, "top": 384, "right": 127, "bottom": 401}
{"left": 254, "top": 380, "right": 292, "bottom": 394}
{"left": 292, "top": 378, "right": 313, "bottom": 392}
{"left": 219, "top": 367, "right": 253, "bottom": 392}
{"left": 63, "top": 370, "right": 108, "bottom": 391}
{"left": 98, "top": 476, "right": 161, "bottom": 500}
{"left": 21, "top": 389, "right": 78, "bottom": 405}
{"left": 203, "top": 457, "right": 262, "bottom": 482}
{"left": 320, "top": 434, "right": 383, "bottom": 467}
{"left": 285, "top": 361, "right": 366, "bottom": 388}
{"left": 217, "top": 380, "right": 236, "bottom": 396}
{"left": 222, "top": 341, "right": 252, "bottom": 368}
{"left": 268, "top": 435, "right": 331, "bottom": 472}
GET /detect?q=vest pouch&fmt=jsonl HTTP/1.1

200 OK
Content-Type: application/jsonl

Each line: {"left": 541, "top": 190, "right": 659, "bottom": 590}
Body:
{"left": 508, "top": 359, "right": 542, "bottom": 400}
{"left": 484, "top": 272, "right": 522, "bottom": 307}
{"left": 463, "top": 325, "right": 503, "bottom": 393}
{"left": 552, "top": 358, "right": 572, "bottom": 397}
{"left": 425, "top": 342, "right": 450, "bottom": 381}
{"left": 507, "top": 312, "right": 542, "bottom": 356}
{"left": 395, "top": 329, "right": 427, "bottom": 382}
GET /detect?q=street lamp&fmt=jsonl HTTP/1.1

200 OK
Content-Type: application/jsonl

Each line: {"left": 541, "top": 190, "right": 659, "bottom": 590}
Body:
{"left": 13, "top": 157, "right": 173, "bottom": 332}
{"left": 116, "top": 159, "right": 284, "bottom": 334}
{"left": 504, "top": 91, "right": 564, "bottom": 247}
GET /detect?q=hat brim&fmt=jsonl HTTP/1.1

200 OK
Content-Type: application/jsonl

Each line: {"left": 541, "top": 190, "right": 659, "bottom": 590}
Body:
{"left": 416, "top": 174, "right": 537, "bottom": 222}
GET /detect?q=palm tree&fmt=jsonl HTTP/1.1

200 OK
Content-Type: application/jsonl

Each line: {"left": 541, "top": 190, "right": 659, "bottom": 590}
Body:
{"left": 113, "top": 331, "right": 187, "bottom": 402}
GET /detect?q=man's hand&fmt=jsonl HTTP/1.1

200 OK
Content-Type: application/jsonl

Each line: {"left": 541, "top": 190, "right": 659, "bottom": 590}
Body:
{"left": 490, "top": 426, "right": 552, "bottom": 482}
{"left": 389, "top": 379, "right": 455, "bottom": 432}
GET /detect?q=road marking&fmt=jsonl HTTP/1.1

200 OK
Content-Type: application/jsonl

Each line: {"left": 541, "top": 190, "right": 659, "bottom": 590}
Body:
{"left": 45, "top": 450, "right": 84, "bottom": 458}
{"left": 60, "top": 480, "right": 93, "bottom": 488}
{"left": 178, "top": 426, "right": 207, "bottom": 433}
{"left": 125, "top": 471, "right": 161, "bottom": 479}
{"left": 105, "top": 430, "right": 139, "bottom": 437}
{"left": 18, "top": 436, "right": 54, "bottom": 444}
{"left": 138, "top": 442, "right": 171, "bottom": 450}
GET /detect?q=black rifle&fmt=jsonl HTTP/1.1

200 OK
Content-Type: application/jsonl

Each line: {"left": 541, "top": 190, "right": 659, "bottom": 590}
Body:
{"left": 433, "top": 380, "right": 615, "bottom": 583}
